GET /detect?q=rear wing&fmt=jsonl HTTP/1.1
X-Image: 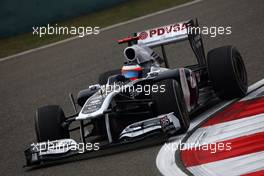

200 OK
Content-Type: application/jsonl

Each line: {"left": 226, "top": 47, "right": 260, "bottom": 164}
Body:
{"left": 118, "top": 19, "right": 206, "bottom": 67}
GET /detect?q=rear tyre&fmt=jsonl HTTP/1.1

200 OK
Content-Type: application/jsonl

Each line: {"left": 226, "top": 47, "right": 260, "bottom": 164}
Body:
{"left": 35, "top": 105, "right": 69, "bottom": 142}
{"left": 152, "top": 79, "right": 190, "bottom": 134}
{"left": 207, "top": 45, "right": 248, "bottom": 99}
{"left": 98, "top": 69, "right": 121, "bottom": 85}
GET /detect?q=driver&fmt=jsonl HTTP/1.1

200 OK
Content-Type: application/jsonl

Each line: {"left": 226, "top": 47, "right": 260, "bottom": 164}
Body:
{"left": 121, "top": 63, "right": 143, "bottom": 80}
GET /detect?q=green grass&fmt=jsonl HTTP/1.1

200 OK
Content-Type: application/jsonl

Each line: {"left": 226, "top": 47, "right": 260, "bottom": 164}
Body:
{"left": 0, "top": 0, "right": 191, "bottom": 58}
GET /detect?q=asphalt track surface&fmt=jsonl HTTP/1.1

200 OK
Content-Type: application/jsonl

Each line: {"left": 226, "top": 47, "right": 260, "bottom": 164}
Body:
{"left": 0, "top": 0, "right": 263, "bottom": 175}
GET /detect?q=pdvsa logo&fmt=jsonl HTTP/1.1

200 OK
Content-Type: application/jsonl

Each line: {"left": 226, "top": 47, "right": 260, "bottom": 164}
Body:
{"left": 139, "top": 23, "right": 187, "bottom": 40}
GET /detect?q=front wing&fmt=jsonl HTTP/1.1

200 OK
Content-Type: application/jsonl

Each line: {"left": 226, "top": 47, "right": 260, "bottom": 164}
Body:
{"left": 24, "top": 112, "right": 180, "bottom": 167}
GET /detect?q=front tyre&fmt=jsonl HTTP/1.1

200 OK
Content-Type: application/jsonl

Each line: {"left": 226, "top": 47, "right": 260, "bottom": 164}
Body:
{"left": 152, "top": 79, "right": 190, "bottom": 134}
{"left": 35, "top": 105, "right": 69, "bottom": 142}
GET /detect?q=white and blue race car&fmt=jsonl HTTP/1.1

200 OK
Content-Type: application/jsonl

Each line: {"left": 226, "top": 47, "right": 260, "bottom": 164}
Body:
{"left": 24, "top": 19, "right": 248, "bottom": 166}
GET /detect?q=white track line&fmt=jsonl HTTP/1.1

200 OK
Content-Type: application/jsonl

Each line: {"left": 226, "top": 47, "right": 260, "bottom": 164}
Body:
{"left": 188, "top": 151, "right": 264, "bottom": 176}
{"left": 156, "top": 79, "right": 264, "bottom": 176}
{"left": 186, "top": 113, "right": 264, "bottom": 145}
{"left": 241, "top": 84, "right": 264, "bottom": 101}
{"left": 0, "top": 0, "right": 203, "bottom": 63}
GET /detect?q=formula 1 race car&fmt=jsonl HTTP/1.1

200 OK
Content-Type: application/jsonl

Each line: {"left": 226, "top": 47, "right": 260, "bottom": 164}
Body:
{"left": 24, "top": 19, "right": 248, "bottom": 166}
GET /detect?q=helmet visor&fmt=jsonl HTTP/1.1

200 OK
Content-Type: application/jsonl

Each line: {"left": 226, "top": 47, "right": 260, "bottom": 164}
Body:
{"left": 122, "top": 70, "right": 139, "bottom": 79}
